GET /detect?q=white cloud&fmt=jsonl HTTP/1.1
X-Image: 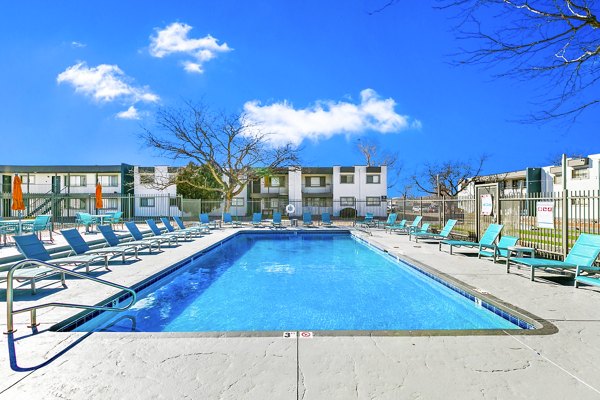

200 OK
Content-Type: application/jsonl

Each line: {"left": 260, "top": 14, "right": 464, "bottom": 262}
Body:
{"left": 243, "top": 89, "right": 420, "bottom": 146}
{"left": 116, "top": 105, "right": 140, "bottom": 120}
{"left": 57, "top": 62, "right": 159, "bottom": 103}
{"left": 149, "top": 22, "right": 231, "bottom": 73}
{"left": 71, "top": 41, "right": 86, "bottom": 48}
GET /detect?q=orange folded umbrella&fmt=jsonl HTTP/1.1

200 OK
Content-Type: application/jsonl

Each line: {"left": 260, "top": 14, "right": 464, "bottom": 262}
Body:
{"left": 11, "top": 175, "right": 25, "bottom": 211}
{"left": 95, "top": 182, "right": 103, "bottom": 210}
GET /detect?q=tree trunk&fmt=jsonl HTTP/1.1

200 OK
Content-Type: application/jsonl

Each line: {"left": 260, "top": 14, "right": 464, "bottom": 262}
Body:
{"left": 223, "top": 192, "right": 233, "bottom": 213}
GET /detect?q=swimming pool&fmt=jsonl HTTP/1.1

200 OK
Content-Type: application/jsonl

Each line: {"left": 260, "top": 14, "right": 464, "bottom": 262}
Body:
{"left": 68, "top": 232, "right": 530, "bottom": 332}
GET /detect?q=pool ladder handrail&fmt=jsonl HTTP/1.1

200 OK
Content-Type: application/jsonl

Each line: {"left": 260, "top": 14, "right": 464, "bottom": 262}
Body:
{"left": 4, "top": 259, "right": 137, "bottom": 334}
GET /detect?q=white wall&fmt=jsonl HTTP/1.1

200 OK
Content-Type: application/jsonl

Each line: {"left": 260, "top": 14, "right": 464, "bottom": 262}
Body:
{"left": 133, "top": 166, "right": 179, "bottom": 217}
{"left": 332, "top": 166, "right": 387, "bottom": 217}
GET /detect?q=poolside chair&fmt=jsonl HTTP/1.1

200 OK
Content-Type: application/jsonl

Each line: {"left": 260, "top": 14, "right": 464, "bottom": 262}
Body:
{"left": 355, "top": 213, "right": 375, "bottom": 228}
{"left": 303, "top": 212, "right": 313, "bottom": 227}
{"left": 479, "top": 235, "right": 519, "bottom": 263}
{"left": 385, "top": 219, "right": 407, "bottom": 234}
{"left": 507, "top": 233, "right": 600, "bottom": 282}
{"left": 61, "top": 228, "right": 140, "bottom": 262}
{"left": 383, "top": 213, "right": 398, "bottom": 229}
{"left": 404, "top": 216, "right": 423, "bottom": 234}
{"left": 173, "top": 216, "right": 209, "bottom": 234}
{"left": 321, "top": 212, "right": 333, "bottom": 226}
{"left": 251, "top": 213, "right": 263, "bottom": 227}
{"left": 440, "top": 223, "right": 503, "bottom": 256}
{"left": 98, "top": 224, "right": 159, "bottom": 253}
{"left": 0, "top": 260, "right": 65, "bottom": 294}
{"left": 413, "top": 219, "right": 457, "bottom": 243}
{"left": 271, "top": 212, "right": 284, "bottom": 229}
{"left": 125, "top": 221, "right": 177, "bottom": 248}
{"left": 13, "top": 234, "right": 108, "bottom": 273}
{"left": 146, "top": 219, "right": 187, "bottom": 243}
{"left": 199, "top": 213, "right": 219, "bottom": 230}
{"left": 160, "top": 217, "right": 197, "bottom": 239}
{"left": 222, "top": 213, "right": 242, "bottom": 228}
{"left": 408, "top": 223, "right": 430, "bottom": 241}
{"left": 103, "top": 211, "right": 124, "bottom": 230}
{"left": 21, "top": 215, "right": 52, "bottom": 241}
{"left": 77, "top": 212, "right": 97, "bottom": 233}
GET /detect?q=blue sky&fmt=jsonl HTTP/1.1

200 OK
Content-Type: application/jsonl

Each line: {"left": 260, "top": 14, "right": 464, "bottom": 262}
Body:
{"left": 1, "top": 1, "right": 598, "bottom": 195}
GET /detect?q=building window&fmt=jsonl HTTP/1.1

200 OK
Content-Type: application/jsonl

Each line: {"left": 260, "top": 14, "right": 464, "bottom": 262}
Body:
{"left": 231, "top": 198, "right": 244, "bottom": 207}
{"left": 169, "top": 197, "right": 180, "bottom": 208}
{"left": 69, "top": 198, "right": 87, "bottom": 210}
{"left": 340, "top": 174, "right": 354, "bottom": 184}
{"left": 366, "top": 174, "right": 380, "bottom": 184}
{"left": 305, "top": 176, "right": 326, "bottom": 187}
{"left": 140, "top": 197, "right": 155, "bottom": 207}
{"left": 553, "top": 175, "right": 562, "bottom": 184}
{"left": 98, "top": 175, "right": 118, "bottom": 187}
{"left": 103, "top": 198, "right": 119, "bottom": 209}
{"left": 263, "top": 198, "right": 279, "bottom": 209}
{"left": 21, "top": 175, "right": 35, "bottom": 185}
{"left": 68, "top": 175, "right": 87, "bottom": 187}
{"left": 303, "top": 198, "right": 332, "bottom": 207}
{"left": 366, "top": 197, "right": 381, "bottom": 206}
{"left": 572, "top": 169, "right": 589, "bottom": 180}
{"left": 340, "top": 197, "right": 356, "bottom": 206}
{"left": 140, "top": 174, "right": 155, "bottom": 185}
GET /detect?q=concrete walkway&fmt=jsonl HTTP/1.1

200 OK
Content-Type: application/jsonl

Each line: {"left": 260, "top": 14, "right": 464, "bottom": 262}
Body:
{"left": 1, "top": 228, "right": 599, "bottom": 399}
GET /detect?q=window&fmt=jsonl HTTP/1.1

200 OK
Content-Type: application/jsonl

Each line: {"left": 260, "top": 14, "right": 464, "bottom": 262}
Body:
{"left": 553, "top": 175, "right": 562, "bottom": 184}
{"left": 102, "top": 198, "right": 118, "bottom": 209}
{"left": 366, "top": 196, "right": 381, "bottom": 206}
{"left": 265, "top": 176, "right": 285, "bottom": 187}
{"left": 68, "top": 175, "right": 87, "bottom": 187}
{"left": 366, "top": 174, "right": 380, "bottom": 184}
{"left": 98, "top": 175, "right": 118, "bottom": 187}
{"left": 572, "top": 169, "right": 589, "bottom": 180}
{"left": 140, "top": 197, "right": 155, "bottom": 207}
{"left": 21, "top": 175, "right": 35, "bottom": 185}
{"left": 340, "top": 174, "right": 354, "bottom": 184}
{"left": 140, "top": 174, "right": 155, "bottom": 185}
{"left": 69, "top": 198, "right": 87, "bottom": 210}
{"left": 231, "top": 198, "right": 244, "bottom": 207}
{"left": 305, "top": 176, "right": 326, "bottom": 187}
{"left": 169, "top": 197, "right": 180, "bottom": 208}
{"left": 340, "top": 197, "right": 355, "bottom": 206}
{"left": 303, "top": 198, "right": 332, "bottom": 207}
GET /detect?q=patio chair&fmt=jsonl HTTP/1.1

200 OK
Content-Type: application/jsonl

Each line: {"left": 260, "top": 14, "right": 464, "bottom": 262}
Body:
{"left": 173, "top": 216, "right": 209, "bottom": 235}
{"left": 303, "top": 212, "right": 313, "bottom": 227}
{"left": 125, "top": 221, "right": 177, "bottom": 248}
{"left": 321, "top": 212, "right": 333, "bottom": 226}
{"left": 199, "top": 213, "right": 219, "bottom": 230}
{"left": 103, "top": 211, "right": 124, "bottom": 229}
{"left": 271, "top": 212, "right": 284, "bottom": 229}
{"left": 61, "top": 228, "right": 139, "bottom": 262}
{"left": 222, "top": 213, "right": 242, "bottom": 228}
{"left": 479, "top": 235, "right": 519, "bottom": 263}
{"left": 507, "top": 233, "right": 600, "bottom": 282}
{"left": 408, "top": 223, "right": 430, "bottom": 240}
{"left": 13, "top": 234, "right": 108, "bottom": 273}
{"left": 404, "top": 216, "right": 423, "bottom": 234}
{"left": 77, "top": 212, "right": 97, "bottom": 233}
{"left": 21, "top": 215, "right": 52, "bottom": 241}
{"left": 160, "top": 217, "right": 198, "bottom": 239}
{"left": 98, "top": 224, "right": 159, "bottom": 253}
{"left": 440, "top": 223, "right": 503, "bottom": 256}
{"left": 146, "top": 219, "right": 187, "bottom": 243}
{"left": 0, "top": 260, "right": 65, "bottom": 294}
{"left": 385, "top": 219, "right": 407, "bottom": 234}
{"left": 412, "top": 219, "right": 457, "bottom": 243}
{"left": 383, "top": 213, "right": 398, "bottom": 229}
{"left": 251, "top": 213, "right": 263, "bottom": 227}
{"left": 355, "top": 213, "right": 375, "bottom": 228}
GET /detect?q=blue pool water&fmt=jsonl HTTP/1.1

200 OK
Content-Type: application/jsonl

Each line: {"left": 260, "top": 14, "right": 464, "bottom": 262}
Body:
{"left": 73, "top": 232, "right": 521, "bottom": 332}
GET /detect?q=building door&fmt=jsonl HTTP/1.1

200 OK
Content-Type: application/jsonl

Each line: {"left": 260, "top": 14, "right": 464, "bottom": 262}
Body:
{"left": 475, "top": 183, "right": 499, "bottom": 240}
{"left": 51, "top": 176, "right": 61, "bottom": 194}
{"left": 2, "top": 175, "right": 11, "bottom": 217}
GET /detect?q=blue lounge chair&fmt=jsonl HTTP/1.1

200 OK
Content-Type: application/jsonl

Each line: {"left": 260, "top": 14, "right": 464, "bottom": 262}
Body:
{"left": 413, "top": 219, "right": 457, "bottom": 243}
{"left": 146, "top": 219, "right": 187, "bottom": 243}
{"left": 479, "top": 235, "right": 519, "bottom": 263}
{"left": 126, "top": 221, "right": 177, "bottom": 248}
{"left": 321, "top": 212, "right": 333, "bottom": 226}
{"left": 252, "top": 213, "right": 263, "bottom": 227}
{"left": 98, "top": 224, "right": 159, "bottom": 253}
{"left": 507, "top": 233, "right": 600, "bottom": 282}
{"left": 404, "top": 216, "right": 423, "bottom": 234}
{"left": 440, "top": 223, "right": 503, "bottom": 256}
{"left": 271, "top": 212, "right": 284, "bottom": 229}
{"left": 386, "top": 219, "right": 407, "bottom": 233}
{"left": 160, "top": 217, "right": 197, "bottom": 239}
{"left": 303, "top": 212, "right": 313, "bottom": 227}
{"left": 103, "top": 211, "right": 124, "bottom": 229}
{"left": 355, "top": 213, "right": 375, "bottom": 228}
{"left": 173, "top": 216, "right": 209, "bottom": 234}
{"left": 199, "top": 213, "right": 218, "bottom": 229}
{"left": 222, "top": 213, "right": 242, "bottom": 227}
{"left": 61, "top": 228, "right": 139, "bottom": 262}
{"left": 408, "top": 223, "right": 430, "bottom": 240}
{"left": 384, "top": 213, "right": 398, "bottom": 228}
{"left": 13, "top": 234, "right": 108, "bottom": 273}
{"left": 0, "top": 261, "right": 64, "bottom": 294}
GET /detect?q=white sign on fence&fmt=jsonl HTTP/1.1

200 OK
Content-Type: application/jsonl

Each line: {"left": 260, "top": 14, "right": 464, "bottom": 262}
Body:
{"left": 536, "top": 201, "right": 554, "bottom": 229}
{"left": 480, "top": 194, "right": 493, "bottom": 216}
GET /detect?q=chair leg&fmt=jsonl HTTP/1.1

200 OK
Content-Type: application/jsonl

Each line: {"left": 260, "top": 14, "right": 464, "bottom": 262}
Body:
{"left": 530, "top": 267, "right": 535, "bottom": 281}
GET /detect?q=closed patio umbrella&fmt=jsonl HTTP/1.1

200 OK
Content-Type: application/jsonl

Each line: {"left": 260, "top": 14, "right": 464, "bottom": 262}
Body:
{"left": 12, "top": 174, "right": 25, "bottom": 233}
{"left": 95, "top": 182, "right": 103, "bottom": 211}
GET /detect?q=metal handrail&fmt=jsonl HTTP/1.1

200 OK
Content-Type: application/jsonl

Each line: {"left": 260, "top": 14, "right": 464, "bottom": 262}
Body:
{"left": 4, "top": 259, "right": 137, "bottom": 334}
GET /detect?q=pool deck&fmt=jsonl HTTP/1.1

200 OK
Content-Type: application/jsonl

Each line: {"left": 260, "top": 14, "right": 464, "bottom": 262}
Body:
{"left": 1, "top": 226, "right": 600, "bottom": 399}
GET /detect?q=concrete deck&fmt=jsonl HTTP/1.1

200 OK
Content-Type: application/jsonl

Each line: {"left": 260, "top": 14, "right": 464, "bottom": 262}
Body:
{"left": 1, "top": 227, "right": 600, "bottom": 399}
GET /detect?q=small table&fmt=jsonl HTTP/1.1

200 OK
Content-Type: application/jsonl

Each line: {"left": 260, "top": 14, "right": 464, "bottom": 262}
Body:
{"left": 506, "top": 246, "right": 535, "bottom": 273}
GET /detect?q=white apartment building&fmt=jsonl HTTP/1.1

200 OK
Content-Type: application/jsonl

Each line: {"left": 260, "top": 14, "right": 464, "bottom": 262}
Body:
{"left": 133, "top": 166, "right": 180, "bottom": 217}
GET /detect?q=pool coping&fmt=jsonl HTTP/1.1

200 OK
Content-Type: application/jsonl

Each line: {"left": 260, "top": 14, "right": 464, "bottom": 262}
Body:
{"left": 50, "top": 228, "right": 558, "bottom": 337}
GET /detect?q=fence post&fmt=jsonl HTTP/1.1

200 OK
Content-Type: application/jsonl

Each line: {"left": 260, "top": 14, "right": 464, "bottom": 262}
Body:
{"left": 402, "top": 195, "right": 406, "bottom": 221}
{"left": 561, "top": 154, "right": 569, "bottom": 259}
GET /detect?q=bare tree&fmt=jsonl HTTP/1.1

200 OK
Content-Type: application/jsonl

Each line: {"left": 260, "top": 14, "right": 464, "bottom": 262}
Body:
{"left": 356, "top": 138, "right": 403, "bottom": 189}
{"left": 141, "top": 102, "right": 300, "bottom": 211}
{"left": 442, "top": 0, "right": 600, "bottom": 121}
{"left": 412, "top": 155, "right": 487, "bottom": 196}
